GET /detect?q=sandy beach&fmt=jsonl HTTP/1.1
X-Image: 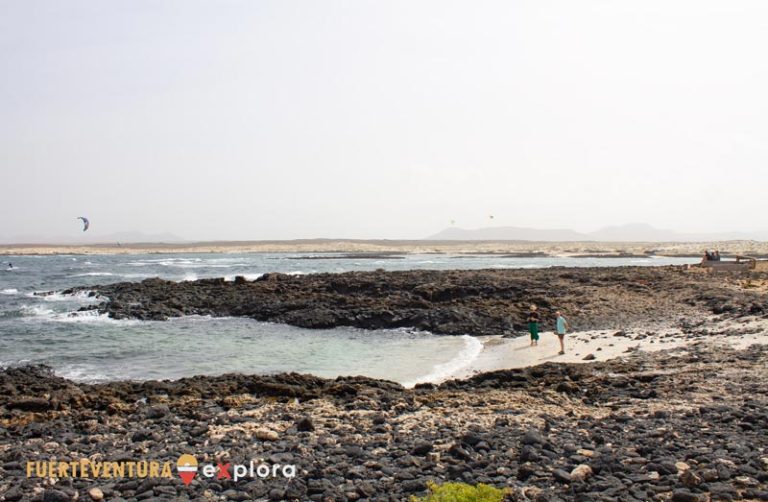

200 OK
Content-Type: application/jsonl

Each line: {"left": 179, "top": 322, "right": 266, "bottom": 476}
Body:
{"left": 449, "top": 316, "right": 768, "bottom": 384}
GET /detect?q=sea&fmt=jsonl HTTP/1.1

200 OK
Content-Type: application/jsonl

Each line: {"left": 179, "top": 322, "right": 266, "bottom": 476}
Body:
{"left": 0, "top": 253, "right": 699, "bottom": 386}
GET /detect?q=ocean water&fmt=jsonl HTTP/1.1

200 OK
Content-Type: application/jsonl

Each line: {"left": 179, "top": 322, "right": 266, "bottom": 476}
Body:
{"left": 0, "top": 253, "right": 698, "bottom": 386}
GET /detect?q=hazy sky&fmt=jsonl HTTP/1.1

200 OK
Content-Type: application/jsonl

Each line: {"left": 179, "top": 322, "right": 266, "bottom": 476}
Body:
{"left": 1, "top": 1, "right": 767, "bottom": 242}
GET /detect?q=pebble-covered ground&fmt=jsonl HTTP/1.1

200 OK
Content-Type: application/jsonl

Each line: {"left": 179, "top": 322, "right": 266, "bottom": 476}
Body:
{"left": 1, "top": 344, "right": 766, "bottom": 501}
{"left": 2, "top": 267, "right": 767, "bottom": 501}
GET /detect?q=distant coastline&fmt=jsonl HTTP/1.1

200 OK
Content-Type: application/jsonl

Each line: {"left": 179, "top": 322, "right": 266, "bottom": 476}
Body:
{"left": 2, "top": 238, "right": 768, "bottom": 256}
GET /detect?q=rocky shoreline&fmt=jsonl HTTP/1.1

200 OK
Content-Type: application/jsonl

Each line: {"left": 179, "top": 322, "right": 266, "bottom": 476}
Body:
{"left": 68, "top": 266, "right": 768, "bottom": 335}
{"left": 3, "top": 266, "right": 767, "bottom": 501}
{"left": 1, "top": 343, "right": 767, "bottom": 501}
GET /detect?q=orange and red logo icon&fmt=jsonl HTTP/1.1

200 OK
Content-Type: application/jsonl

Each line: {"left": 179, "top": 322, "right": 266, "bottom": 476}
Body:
{"left": 176, "top": 454, "right": 198, "bottom": 485}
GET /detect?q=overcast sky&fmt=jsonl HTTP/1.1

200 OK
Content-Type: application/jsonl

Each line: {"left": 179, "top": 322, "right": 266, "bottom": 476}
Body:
{"left": 1, "top": 1, "right": 767, "bottom": 242}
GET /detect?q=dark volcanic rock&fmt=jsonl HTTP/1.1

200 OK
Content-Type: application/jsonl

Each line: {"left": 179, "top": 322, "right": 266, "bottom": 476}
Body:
{"left": 552, "top": 468, "right": 572, "bottom": 483}
{"left": 7, "top": 397, "right": 53, "bottom": 412}
{"left": 410, "top": 440, "right": 433, "bottom": 456}
{"left": 65, "top": 267, "right": 768, "bottom": 335}
{"left": 296, "top": 415, "right": 315, "bottom": 432}
{"left": 1, "top": 345, "right": 767, "bottom": 500}
{"left": 521, "top": 429, "right": 545, "bottom": 446}
{"left": 42, "top": 490, "right": 71, "bottom": 502}
{"left": 672, "top": 489, "right": 707, "bottom": 502}
{"left": 5, "top": 266, "right": 768, "bottom": 501}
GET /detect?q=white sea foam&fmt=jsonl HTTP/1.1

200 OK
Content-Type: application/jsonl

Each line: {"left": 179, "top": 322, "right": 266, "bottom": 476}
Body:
{"left": 162, "top": 261, "right": 199, "bottom": 268}
{"left": 1, "top": 288, "right": 18, "bottom": 295}
{"left": 19, "top": 304, "right": 56, "bottom": 317}
{"left": 168, "top": 314, "right": 215, "bottom": 322}
{"left": 56, "top": 365, "right": 110, "bottom": 383}
{"left": 167, "top": 314, "right": 241, "bottom": 323}
{"left": 165, "top": 261, "right": 248, "bottom": 269}
{"left": 124, "top": 258, "right": 242, "bottom": 270}
{"left": 17, "top": 306, "right": 142, "bottom": 325}
{"left": 29, "top": 290, "right": 99, "bottom": 302}
{"left": 151, "top": 258, "right": 207, "bottom": 268}
{"left": 96, "top": 273, "right": 152, "bottom": 280}
{"left": 50, "top": 310, "right": 142, "bottom": 325}
{"left": 0, "top": 359, "right": 33, "bottom": 369}
{"left": 142, "top": 258, "right": 202, "bottom": 263}
{"left": 401, "top": 335, "right": 483, "bottom": 388}
{"left": 205, "top": 258, "right": 249, "bottom": 264}
{"left": 224, "top": 273, "right": 264, "bottom": 281}
{"left": 70, "top": 272, "right": 115, "bottom": 277}
{"left": 125, "top": 258, "right": 200, "bottom": 267}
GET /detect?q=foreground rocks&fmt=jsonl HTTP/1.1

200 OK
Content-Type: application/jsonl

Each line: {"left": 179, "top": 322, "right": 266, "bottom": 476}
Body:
{"left": 1, "top": 344, "right": 767, "bottom": 501}
{"left": 5, "top": 266, "right": 766, "bottom": 500}
{"left": 67, "top": 267, "right": 768, "bottom": 335}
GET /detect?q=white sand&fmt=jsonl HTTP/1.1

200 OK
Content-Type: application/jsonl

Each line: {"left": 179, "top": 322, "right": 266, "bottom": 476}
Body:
{"left": 442, "top": 316, "right": 768, "bottom": 384}
{"left": 3, "top": 239, "right": 768, "bottom": 256}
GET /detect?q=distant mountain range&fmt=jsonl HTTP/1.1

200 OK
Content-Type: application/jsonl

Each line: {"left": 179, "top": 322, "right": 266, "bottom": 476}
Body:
{"left": 427, "top": 223, "right": 768, "bottom": 242}
{"left": 2, "top": 224, "right": 766, "bottom": 245}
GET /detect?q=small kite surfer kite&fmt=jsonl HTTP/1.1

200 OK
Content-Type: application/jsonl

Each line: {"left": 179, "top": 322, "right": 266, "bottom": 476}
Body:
{"left": 77, "top": 217, "right": 89, "bottom": 232}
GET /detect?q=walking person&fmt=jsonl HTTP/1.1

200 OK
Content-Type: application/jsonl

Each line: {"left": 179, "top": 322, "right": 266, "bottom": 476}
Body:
{"left": 555, "top": 311, "right": 569, "bottom": 355}
{"left": 527, "top": 305, "right": 540, "bottom": 346}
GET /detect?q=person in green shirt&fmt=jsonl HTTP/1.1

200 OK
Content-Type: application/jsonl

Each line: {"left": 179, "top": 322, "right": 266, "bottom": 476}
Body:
{"left": 527, "top": 305, "right": 540, "bottom": 346}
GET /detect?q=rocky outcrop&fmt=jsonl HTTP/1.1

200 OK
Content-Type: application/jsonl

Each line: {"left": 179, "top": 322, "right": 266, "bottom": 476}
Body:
{"left": 0, "top": 345, "right": 766, "bottom": 501}
{"left": 67, "top": 267, "right": 768, "bottom": 335}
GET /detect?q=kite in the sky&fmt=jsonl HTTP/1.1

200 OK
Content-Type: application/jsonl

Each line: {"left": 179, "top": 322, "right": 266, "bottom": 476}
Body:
{"left": 77, "top": 216, "right": 90, "bottom": 232}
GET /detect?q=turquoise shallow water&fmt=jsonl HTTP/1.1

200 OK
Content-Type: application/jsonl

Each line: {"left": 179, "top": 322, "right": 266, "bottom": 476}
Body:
{"left": 0, "top": 253, "right": 698, "bottom": 384}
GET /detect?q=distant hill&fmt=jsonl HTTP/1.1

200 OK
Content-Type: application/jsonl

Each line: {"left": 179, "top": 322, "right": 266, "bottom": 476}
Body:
{"left": 427, "top": 223, "right": 768, "bottom": 242}
{"left": 428, "top": 226, "right": 587, "bottom": 241}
